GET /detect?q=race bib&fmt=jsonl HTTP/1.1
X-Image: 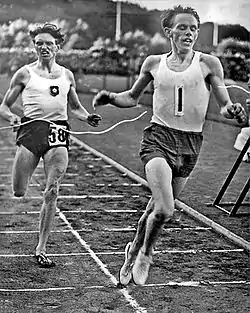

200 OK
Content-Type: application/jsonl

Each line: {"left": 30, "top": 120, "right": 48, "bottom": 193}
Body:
{"left": 174, "top": 84, "right": 184, "bottom": 116}
{"left": 48, "top": 124, "right": 67, "bottom": 147}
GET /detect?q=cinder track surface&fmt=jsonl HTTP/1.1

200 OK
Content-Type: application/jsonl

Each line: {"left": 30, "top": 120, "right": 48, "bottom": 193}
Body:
{"left": 0, "top": 128, "right": 249, "bottom": 313}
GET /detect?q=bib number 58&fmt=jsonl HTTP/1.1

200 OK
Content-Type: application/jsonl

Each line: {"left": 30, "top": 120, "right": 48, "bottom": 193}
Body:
{"left": 48, "top": 124, "right": 67, "bottom": 147}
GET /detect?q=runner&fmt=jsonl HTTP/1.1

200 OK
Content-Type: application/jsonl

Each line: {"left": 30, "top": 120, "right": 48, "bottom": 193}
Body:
{"left": 92, "top": 5, "right": 247, "bottom": 286}
{"left": 0, "top": 23, "right": 102, "bottom": 268}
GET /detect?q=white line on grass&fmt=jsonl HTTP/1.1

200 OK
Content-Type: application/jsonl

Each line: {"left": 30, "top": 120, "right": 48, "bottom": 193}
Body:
{"left": 0, "top": 209, "right": 138, "bottom": 215}
{"left": 0, "top": 183, "right": 75, "bottom": 188}
{"left": 58, "top": 210, "right": 148, "bottom": 313}
{"left": 0, "top": 195, "right": 126, "bottom": 200}
{"left": 0, "top": 173, "right": 78, "bottom": 178}
{"left": 96, "top": 183, "right": 142, "bottom": 187}
{"left": 0, "top": 194, "right": 145, "bottom": 200}
{"left": 0, "top": 280, "right": 249, "bottom": 293}
{"left": 0, "top": 226, "right": 212, "bottom": 234}
{"left": 0, "top": 248, "right": 244, "bottom": 258}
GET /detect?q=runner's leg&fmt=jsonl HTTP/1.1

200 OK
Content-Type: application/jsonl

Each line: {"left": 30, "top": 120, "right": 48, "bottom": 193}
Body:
{"left": 132, "top": 157, "right": 174, "bottom": 285}
{"left": 128, "top": 197, "right": 154, "bottom": 257}
{"left": 12, "top": 145, "right": 40, "bottom": 197}
{"left": 141, "top": 157, "right": 174, "bottom": 256}
{"left": 35, "top": 146, "right": 68, "bottom": 257}
{"left": 172, "top": 176, "right": 188, "bottom": 221}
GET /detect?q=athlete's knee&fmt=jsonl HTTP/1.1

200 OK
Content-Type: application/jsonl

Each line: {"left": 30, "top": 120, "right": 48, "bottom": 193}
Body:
{"left": 153, "top": 211, "right": 167, "bottom": 227}
{"left": 154, "top": 203, "right": 176, "bottom": 223}
{"left": 44, "top": 183, "right": 58, "bottom": 203}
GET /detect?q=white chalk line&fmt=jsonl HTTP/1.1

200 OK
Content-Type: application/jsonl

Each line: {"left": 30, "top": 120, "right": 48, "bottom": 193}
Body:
{"left": 0, "top": 280, "right": 249, "bottom": 293}
{"left": 0, "top": 173, "right": 78, "bottom": 177}
{"left": 0, "top": 195, "right": 125, "bottom": 200}
{"left": 0, "top": 183, "right": 141, "bottom": 188}
{"left": 0, "top": 248, "right": 244, "bottom": 258}
{"left": 0, "top": 183, "right": 75, "bottom": 188}
{"left": 96, "top": 183, "right": 142, "bottom": 187}
{"left": 0, "top": 209, "right": 138, "bottom": 215}
{"left": 57, "top": 211, "right": 147, "bottom": 313}
{"left": 4, "top": 157, "right": 102, "bottom": 162}
{"left": 0, "top": 226, "right": 211, "bottom": 234}
{"left": 0, "top": 194, "right": 145, "bottom": 200}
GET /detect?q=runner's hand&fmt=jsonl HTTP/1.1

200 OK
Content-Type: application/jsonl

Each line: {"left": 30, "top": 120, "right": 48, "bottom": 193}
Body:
{"left": 227, "top": 103, "right": 247, "bottom": 124}
{"left": 9, "top": 115, "right": 21, "bottom": 132}
{"left": 87, "top": 113, "right": 102, "bottom": 127}
{"left": 92, "top": 90, "right": 113, "bottom": 109}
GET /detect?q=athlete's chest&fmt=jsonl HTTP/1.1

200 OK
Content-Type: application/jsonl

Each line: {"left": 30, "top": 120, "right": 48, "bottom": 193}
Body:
{"left": 166, "top": 59, "right": 192, "bottom": 72}
{"left": 32, "top": 69, "right": 62, "bottom": 79}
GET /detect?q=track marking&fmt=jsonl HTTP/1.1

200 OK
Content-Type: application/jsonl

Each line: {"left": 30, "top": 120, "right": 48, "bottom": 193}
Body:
{"left": 0, "top": 183, "right": 75, "bottom": 188}
{"left": 0, "top": 173, "right": 78, "bottom": 178}
{"left": 0, "top": 209, "right": 138, "bottom": 215}
{"left": 0, "top": 195, "right": 126, "bottom": 200}
{"left": 96, "top": 183, "right": 142, "bottom": 187}
{"left": 0, "top": 249, "right": 244, "bottom": 258}
{"left": 57, "top": 210, "right": 147, "bottom": 313}
{"left": 0, "top": 280, "right": 249, "bottom": 293}
{"left": 0, "top": 226, "right": 212, "bottom": 234}
{"left": 79, "top": 157, "right": 102, "bottom": 161}
{"left": 0, "top": 194, "right": 146, "bottom": 200}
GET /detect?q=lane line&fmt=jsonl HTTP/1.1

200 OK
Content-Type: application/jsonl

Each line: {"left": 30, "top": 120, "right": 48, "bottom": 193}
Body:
{"left": 0, "top": 209, "right": 138, "bottom": 215}
{"left": 0, "top": 183, "right": 141, "bottom": 188}
{"left": 0, "top": 195, "right": 127, "bottom": 200}
{"left": 0, "top": 173, "right": 78, "bottom": 177}
{"left": 0, "top": 183, "right": 75, "bottom": 187}
{"left": 96, "top": 183, "right": 142, "bottom": 187}
{"left": 0, "top": 249, "right": 244, "bottom": 258}
{"left": 0, "top": 226, "right": 212, "bottom": 234}
{"left": 0, "top": 280, "right": 249, "bottom": 293}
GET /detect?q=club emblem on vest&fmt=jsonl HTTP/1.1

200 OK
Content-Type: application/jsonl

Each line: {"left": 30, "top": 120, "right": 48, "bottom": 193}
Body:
{"left": 50, "top": 86, "right": 59, "bottom": 96}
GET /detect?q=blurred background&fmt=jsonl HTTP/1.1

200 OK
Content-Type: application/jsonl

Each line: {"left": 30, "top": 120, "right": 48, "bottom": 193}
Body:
{"left": 0, "top": 0, "right": 249, "bottom": 87}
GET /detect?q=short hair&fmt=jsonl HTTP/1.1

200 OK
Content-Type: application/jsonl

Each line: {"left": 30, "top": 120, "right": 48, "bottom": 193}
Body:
{"left": 161, "top": 5, "right": 200, "bottom": 30}
{"left": 30, "top": 23, "right": 65, "bottom": 45}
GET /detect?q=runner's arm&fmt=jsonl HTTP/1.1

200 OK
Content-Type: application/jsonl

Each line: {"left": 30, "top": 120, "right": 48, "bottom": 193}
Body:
{"left": 205, "top": 55, "right": 247, "bottom": 123}
{"left": 67, "top": 70, "right": 101, "bottom": 127}
{"left": 92, "top": 56, "right": 155, "bottom": 108}
{"left": 0, "top": 68, "right": 25, "bottom": 123}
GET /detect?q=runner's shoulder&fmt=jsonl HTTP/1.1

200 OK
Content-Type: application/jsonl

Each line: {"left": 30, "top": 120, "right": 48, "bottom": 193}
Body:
{"left": 11, "top": 64, "right": 32, "bottom": 85}
{"left": 63, "top": 66, "right": 74, "bottom": 82}
{"left": 199, "top": 52, "right": 222, "bottom": 71}
{"left": 142, "top": 54, "right": 162, "bottom": 72}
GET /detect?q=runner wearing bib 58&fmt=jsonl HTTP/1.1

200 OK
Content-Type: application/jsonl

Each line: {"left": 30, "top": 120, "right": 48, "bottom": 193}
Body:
{"left": 0, "top": 23, "right": 102, "bottom": 268}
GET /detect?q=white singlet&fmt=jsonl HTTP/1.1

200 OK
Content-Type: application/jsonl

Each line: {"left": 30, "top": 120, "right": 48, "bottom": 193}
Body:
{"left": 150, "top": 51, "right": 210, "bottom": 132}
{"left": 22, "top": 65, "right": 71, "bottom": 120}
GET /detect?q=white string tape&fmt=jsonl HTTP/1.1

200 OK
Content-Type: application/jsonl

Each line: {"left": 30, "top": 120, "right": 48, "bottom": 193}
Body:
{"left": 0, "top": 111, "right": 148, "bottom": 135}
{"left": 218, "top": 85, "right": 250, "bottom": 94}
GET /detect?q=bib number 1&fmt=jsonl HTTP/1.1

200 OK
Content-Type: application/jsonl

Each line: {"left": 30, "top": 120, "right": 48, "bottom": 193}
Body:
{"left": 48, "top": 124, "right": 67, "bottom": 147}
{"left": 174, "top": 84, "right": 184, "bottom": 116}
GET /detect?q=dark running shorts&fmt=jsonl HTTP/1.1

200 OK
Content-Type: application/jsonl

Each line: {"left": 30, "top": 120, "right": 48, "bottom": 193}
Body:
{"left": 16, "top": 116, "right": 70, "bottom": 158}
{"left": 139, "top": 123, "right": 203, "bottom": 178}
